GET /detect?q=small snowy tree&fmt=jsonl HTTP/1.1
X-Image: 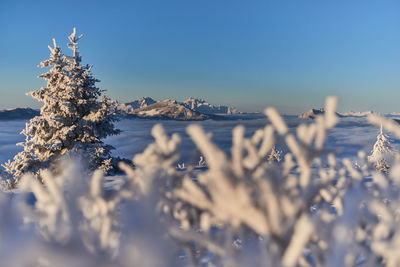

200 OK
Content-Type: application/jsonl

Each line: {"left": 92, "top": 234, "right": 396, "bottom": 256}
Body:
{"left": 3, "top": 28, "right": 119, "bottom": 184}
{"left": 368, "top": 125, "right": 394, "bottom": 172}
{"left": 268, "top": 146, "right": 282, "bottom": 162}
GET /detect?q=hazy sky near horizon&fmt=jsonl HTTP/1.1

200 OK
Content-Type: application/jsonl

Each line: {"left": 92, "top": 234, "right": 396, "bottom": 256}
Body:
{"left": 0, "top": 0, "right": 399, "bottom": 114}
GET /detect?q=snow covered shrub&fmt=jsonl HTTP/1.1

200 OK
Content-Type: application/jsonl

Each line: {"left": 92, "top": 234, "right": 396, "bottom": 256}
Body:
{"left": 118, "top": 96, "right": 400, "bottom": 266}
{"left": 368, "top": 126, "right": 395, "bottom": 172}
{"left": 0, "top": 159, "right": 174, "bottom": 266}
{"left": 168, "top": 97, "right": 342, "bottom": 266}
{"left": 16, "top": 158, "right": 134, "bottom": 260}
{"left": 319, "top": 149, "right": 400, "bottom": 266}
{"left": 112, "top": 96, "right": 346, "bottom": 266}
{"left": 3, "top": 28, "right": 119, "bottom": 185}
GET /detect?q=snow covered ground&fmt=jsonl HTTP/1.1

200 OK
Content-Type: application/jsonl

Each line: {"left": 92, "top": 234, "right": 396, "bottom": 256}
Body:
{"left": 0, "top": 117, "right": 395, "bottom": 167}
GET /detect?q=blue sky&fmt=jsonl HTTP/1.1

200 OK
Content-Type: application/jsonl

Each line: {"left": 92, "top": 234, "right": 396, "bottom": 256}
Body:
{"left": 0, "top": 0, "right": 399, "bottom": 114}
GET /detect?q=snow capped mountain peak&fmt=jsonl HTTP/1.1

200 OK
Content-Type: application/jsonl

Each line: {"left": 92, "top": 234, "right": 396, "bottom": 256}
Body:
{"left": 125, "top": 97, "right": 156, "bottom": 109}
{"left": 118, "top": 97, "right": 241, "bottom": 120}
{"left": 298, "top": 108, "right": 327, "bottom": 118}
{"left": 182, "top": 97, "right": 239, "bottom": 115}
{"left": 130, "top": 99, "right": 208, "bottom": 120}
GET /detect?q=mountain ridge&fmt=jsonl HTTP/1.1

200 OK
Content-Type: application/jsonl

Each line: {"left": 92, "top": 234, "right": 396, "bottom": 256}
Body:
{"left": 0, "top": 108, "right": 40, "bottom": 120}
{"left": 298, "top": 108, "right": 381, "bottom": 119}
{"left": 117, "top": 97, "right": 242, "bottom": 120}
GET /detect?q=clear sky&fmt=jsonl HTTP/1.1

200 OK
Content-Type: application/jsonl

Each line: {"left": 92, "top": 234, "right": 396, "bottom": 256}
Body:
{"left": 0, "top": 0, "right": 399, "bottom": 114}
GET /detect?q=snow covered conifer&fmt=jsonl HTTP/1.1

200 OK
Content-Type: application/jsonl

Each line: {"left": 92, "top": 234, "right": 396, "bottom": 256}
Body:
{"left": 268, "top": 146, "right": 282, "bottom": 163}
{"left": 3, "top": 28, "right": 120, "bottom": 184}
{"left": 368, "top": 125, "right": 395, "bottom": 172}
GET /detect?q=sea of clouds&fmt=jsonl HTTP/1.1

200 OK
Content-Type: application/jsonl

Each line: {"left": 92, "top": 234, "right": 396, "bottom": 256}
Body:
{"left": 0, "top": 117, "right": 395, "bottom": 169}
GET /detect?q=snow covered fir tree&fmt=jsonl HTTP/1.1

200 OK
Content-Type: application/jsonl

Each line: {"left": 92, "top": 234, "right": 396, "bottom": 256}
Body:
{"left": 268, "top": 146, "right": 282, "bottom": 162}
{"left": 3, "top": 28, "right": 120, "bottom": 185}
{"left": 368, "top": 125, "right": 395, "bottom": 172}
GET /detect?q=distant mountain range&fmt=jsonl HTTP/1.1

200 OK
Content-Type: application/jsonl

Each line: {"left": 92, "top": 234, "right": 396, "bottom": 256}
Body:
{"left": 298, "top": 108, "right": 382, "bottom": 119}
{"left": 0, "top": 98, "right": 242, "bottom": 121}
{"left": 182, "top": 98, "right": 240, "bottom": 115}
{"left": 5, "top": 104, "right": 398, "bottom": 122}
{"left": 123, "top": 99, "right": 209, "bottom": 120}
{"left": 117, "top": 97, "right": 241, "bottom": 120}
{"left": 0, "top": 108, "right": 39, "bottom": 120}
